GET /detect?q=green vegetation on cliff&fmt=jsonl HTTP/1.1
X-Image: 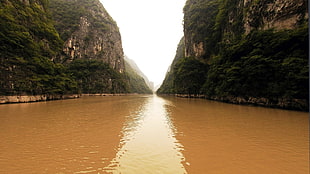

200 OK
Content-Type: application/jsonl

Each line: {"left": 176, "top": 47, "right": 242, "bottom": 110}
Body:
{"left": 125, "top": 61, "right": 153, "bottom": 94}
{"left": 0, "top": 0, "right": 77, "bottom": 95}
{"left": 0, "top": 0, "right": 152, "bottom": 96}
{"left": 67, "top": 59, "right": 128, "bottom": 94}
{"left": 158, "top": 0, "right": 308, "bottom": 110}
{"left": 202, "top": 26, "right": 308, "bottom": 100}
{"left": 49, "top": 0, "right": 115, "bottom": 41}
{"left": 173, "top": 57, "right": 208, "bottom": 95}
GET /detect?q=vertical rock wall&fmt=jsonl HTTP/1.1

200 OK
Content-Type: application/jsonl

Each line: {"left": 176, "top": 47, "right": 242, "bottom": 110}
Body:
{"left": 50, "top": 0, "right": 125, "bottom": 73}
{"left": 183, "top": 0, "right": 308, "bottom": 60}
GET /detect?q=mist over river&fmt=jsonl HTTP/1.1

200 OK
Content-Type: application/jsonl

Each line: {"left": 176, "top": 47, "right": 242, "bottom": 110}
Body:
{"left": 0, "top": 95, "right": 308, "bottom": 174}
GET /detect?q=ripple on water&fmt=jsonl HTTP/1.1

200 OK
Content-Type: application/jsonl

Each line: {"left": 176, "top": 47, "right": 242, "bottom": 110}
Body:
{"left": 0, "top": 95, "right": 307, "bottom": 174}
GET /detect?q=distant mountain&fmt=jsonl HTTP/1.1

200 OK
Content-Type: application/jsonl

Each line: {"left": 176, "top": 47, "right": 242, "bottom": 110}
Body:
{"left": 125, "top": 56, "right": 154, "bottom": 91}
{"left": 124, "top": 56, "right": 153, "bottom": 94}
{"left": 158, "top": 0, "right": 308, "bottom": 111}
{"left": 157, "top": 37, "right": 184, "bottom": 94}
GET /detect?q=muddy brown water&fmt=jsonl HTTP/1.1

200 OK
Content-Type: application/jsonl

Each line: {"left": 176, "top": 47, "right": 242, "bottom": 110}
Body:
{"left": 0, "top": 95, "right": 308, "bottom": 173}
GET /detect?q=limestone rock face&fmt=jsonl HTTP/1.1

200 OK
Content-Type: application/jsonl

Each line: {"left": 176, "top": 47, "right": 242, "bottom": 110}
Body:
{"left": 183, "top": 0, "right": 308, "bottom": 60}
{"left": 244, "top": 0, "right": 308, "bottom": 34}
{"left": 159, "top": 0, "right": 308, "bottom": 110}
{"left": 50, "top": 0, "right": 125, "bottom": 73}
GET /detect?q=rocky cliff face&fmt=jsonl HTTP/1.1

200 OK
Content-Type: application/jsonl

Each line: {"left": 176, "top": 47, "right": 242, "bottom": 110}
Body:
{"left": 159, "top": 0, "right": 308, "bottom": 111}
{"left": 157, "top": 37, "right": 185, "bottom": 94}
{"left": 49, "top": 0, "right": 125, "bottom": 73}
{"left": 1, "top": 0, "right": 133, "bottom": 98}
{"left": 183, "top": 0, "right": 308, "bottom": 60}
{"left": 243, "top": 0, "right": 308, "bottom": 33}
{"left": 0, "top": 0, "right": 77, "bottom": 96}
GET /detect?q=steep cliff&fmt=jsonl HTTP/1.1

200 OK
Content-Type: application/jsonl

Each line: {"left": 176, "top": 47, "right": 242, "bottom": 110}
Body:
{"left": 0, "top": 0, "right": 149, "bottom": 98}
{"left": 157, "top": 37, "right": 185, "bottom": 94}
{"left": 125, "top": 56, "right": 154, "bottom": 91}
{"left": 158, "top": 0, "right": 309, "bottom": 111}
{"left": 0, "top": 0, "right": 77, "bottom": 95}
{"left": 49, "top": 0, "right": 124, "bottom": 73}
{"left": 124, "top": 56, "right": 153, "bottom": 94}
{"left": 183, "top": 0, "right": 308, "bottom": 61}
{"left": 47, "top": 0, "right": 135, "bottom": 94}
{"left": 243, "top": 0, "right": 308, "bottom": 33}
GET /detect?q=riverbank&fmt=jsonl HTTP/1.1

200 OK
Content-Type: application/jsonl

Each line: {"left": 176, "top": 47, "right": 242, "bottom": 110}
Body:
{"left": 0, "top": 93, "right": 143, "bottom": 104}
{"left": 171, "top": 94, "right": 309, "bottom": 111}
{"left": 82, "top": 93, "right": 130, "bottom": 96}
{"left": 0, "top": 94, "right": 80, "bottom": 104}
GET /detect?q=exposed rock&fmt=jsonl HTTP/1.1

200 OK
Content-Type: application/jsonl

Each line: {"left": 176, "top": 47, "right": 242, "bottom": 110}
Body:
{"left": 244, "top": 0, "right": 308, "bottom": 34}
{"left": 192, "top": 42, "right": 204, "bottom": 58}
{"left": 0, "top": 95, "right": 80, "bottom": 104}
{"left": 184, "top": 0, "right": 308, "bottom": 59}
{"left": 173, "top": 94, "right": 309, "bottom": 111}
{"left": 50, "top": 0, "right": 125, "bottom": 73}
{"left": 161, "top": 0, "right": 309, "bottom": 111}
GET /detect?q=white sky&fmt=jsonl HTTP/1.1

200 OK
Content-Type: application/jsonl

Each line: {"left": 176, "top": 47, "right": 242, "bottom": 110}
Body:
{"left": 99, "top": 0, "right": 186, "bottom": 87}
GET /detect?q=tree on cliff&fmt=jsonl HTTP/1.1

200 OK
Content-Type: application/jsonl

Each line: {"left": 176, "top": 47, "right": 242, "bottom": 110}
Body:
{"left": 173, "top": 57, "right": 208, "bottom": 95}
{"left": 158, "top": 0, "right": 308, "bottom": 110}
{"left": 0, "top": 0, "right": 77, "bottom": 95}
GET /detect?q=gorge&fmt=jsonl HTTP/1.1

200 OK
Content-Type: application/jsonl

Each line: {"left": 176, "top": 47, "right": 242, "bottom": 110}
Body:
{"left": 0, "top": 0, "right": 308, "bottom": 108}
{"left": 0, "top": 0, "right": 309, "bottom": 173}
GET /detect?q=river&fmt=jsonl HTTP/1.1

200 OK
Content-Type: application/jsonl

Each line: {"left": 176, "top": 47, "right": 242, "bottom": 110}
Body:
{"left": 0, "top": 95, "right": 308, "bottom": 174}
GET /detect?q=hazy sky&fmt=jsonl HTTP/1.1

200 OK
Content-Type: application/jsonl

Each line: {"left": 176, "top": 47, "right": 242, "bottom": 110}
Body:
{"left": 99, "top": 0, "right": 186, "bottom": 86}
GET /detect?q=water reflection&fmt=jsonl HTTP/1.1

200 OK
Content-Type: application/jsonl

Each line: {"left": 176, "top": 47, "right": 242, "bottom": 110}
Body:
{"left": 163, "top": 96, "right": 309, "bottom": 174}
{"left": 104, "top": 95, "right": 187, "bottom": 174}
{"left": 0, "top": 95, "right": 307, "bottom": 173}
{"left": 0, "top": 96, "right": 151, "bottom": 174}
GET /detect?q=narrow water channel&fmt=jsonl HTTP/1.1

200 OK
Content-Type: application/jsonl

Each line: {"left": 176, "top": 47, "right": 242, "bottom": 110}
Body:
{"left": 104, "top": 95, "right": 186, "bottom": 173}
{"left": 0, "top": 95, "right": 308, "bottom": 174}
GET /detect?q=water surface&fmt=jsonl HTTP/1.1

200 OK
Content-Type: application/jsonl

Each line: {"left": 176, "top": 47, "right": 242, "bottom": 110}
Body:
{"left": 0, "top": 95, "right": 308, "bottom": 173}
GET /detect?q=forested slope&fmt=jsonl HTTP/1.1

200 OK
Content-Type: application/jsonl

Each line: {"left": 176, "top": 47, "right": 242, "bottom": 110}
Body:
{"left": 158, "top": 0, "right": 309, "bottom": 111}
{"left": 49, "top": 0, "right": 128, "bottom": 94}
{"left": 0, "top": 0, "right": 77, "bottom": 95}
{"left": 124, "top": 58, "right": 153, "bottom": 94}
{"left": 0, "top": 0, "right": 152, "bottom": 101}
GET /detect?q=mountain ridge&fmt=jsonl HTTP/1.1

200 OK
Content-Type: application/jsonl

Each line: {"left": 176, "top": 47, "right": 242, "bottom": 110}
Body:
{"left": 125, "top": 56, "right": 154, "bottom": 91}
{"left": 124, "top": 57, "right": 153, "bottom": 94}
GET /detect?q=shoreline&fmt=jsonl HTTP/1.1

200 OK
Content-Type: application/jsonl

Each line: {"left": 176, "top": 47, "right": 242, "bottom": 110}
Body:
{"left": 0, "top": 93, "right": 146, "bottom": 104}
{"left": 0, "top": 94, "right": 81, "bottom": 104}
{"left": 160, "top": 94, "right": 309, "bottom": 112}
{"left": 1, "top": 93, "right": 307, "bottom": 111}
